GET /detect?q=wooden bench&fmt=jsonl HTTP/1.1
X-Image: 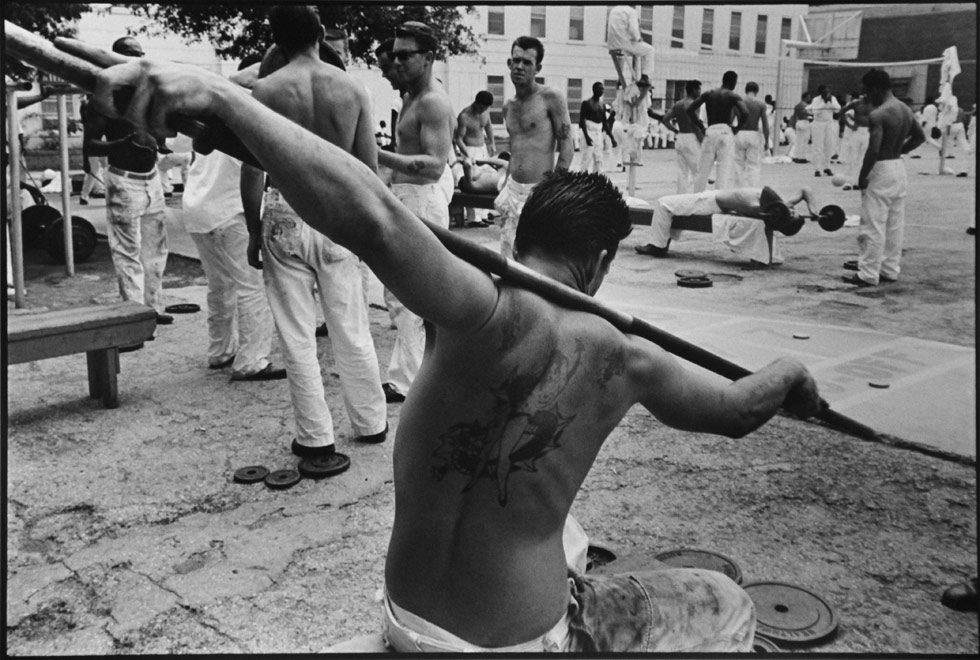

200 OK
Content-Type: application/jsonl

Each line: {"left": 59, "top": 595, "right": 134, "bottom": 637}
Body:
{"left": 628, "top": 205, "right": 776, "bottom": 263}
{"left": 7, "top": 301, "right": 157, "bottom": 409}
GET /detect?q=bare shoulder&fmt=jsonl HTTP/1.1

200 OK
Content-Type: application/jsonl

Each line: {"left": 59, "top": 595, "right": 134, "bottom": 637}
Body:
{"left": 418, "top": 87, "right": 454, "bottom": 118}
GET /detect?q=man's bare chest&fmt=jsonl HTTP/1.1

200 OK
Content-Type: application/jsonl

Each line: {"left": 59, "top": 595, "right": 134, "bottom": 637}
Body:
{"left": 506, "top": 102, "right": 550, "bottom": 136}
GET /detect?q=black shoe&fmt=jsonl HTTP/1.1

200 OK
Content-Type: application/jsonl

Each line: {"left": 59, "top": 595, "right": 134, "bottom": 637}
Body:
{"left": 842, "top": 185, "right": 852, "bottom": 191}
{"left": 842, "top": 274, "right": 875, "bottom": 287}
{"left": 230, "top": 364, "right": 288, "bottom": 381}
{"left": 967, "top": 227, "right": 976, "bottom": 235}
{"left": 956, "top": 172, "right": 968, "bottom": 178}
{"left": 634, "top": 243, "right": 669, "bottom": 257}
{"left": 79, "top": 198, "right": 89, "bottom": 205}
{"left": 291, "top": 438, "right": 336, "bottom": 459}
{"left": 941, "top": 577, "right": 978, "bottom": 612}
{"left": 843, "top": 260, "right": 858, "bottom": 271}
{"left": 355, "top": 423, "right": 388, "bottom": 444}
{"left": 383, "top": 383, "right": 405, "bottom": 403}
{"left": 823, "top": 168, "right": 834, "bottom": 176}
{"left": 814, "top": 170, "right": 822, "bottom": 177}
{"left": 315, "top": 323, "right": 329, "bottom": 337}
{"left": 156, "top": 313, "right": 174, "bottom": 325}
{"left": 879, "top": 275, "right": 897, "bottom": 283}
{"left": 209, "top": 356, "right": 235, "bottom": 369}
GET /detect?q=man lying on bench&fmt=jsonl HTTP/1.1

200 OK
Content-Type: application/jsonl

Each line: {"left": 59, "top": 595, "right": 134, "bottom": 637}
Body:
{"left": 450, "top": 152, "right": 511, "bottom": 227}
{"left": 634, "top": 186, "right": 817, "bottom": 266}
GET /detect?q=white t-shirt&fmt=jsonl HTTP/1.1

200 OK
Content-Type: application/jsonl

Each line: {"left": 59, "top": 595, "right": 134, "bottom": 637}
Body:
{"left": 181, "top": 150, "right": 244, "bottom": 234}
{"left": 806, "top": 96, "right": 841, "bottom": 122}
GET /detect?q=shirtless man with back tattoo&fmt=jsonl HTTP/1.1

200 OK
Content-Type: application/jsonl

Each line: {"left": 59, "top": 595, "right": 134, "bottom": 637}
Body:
{"left": 495, "top": 35, "right": 574, "bottom": 257}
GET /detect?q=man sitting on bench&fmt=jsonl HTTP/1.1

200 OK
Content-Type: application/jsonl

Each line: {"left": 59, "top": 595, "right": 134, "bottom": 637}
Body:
{"left": 634, "top": 186, "right": 817, "bottom": 265}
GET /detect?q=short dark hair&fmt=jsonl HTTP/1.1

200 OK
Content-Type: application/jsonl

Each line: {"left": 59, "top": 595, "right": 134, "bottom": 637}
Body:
{"left": 745, "top": 82, "right": 759, "bottom": 94}
{"left": 802, "top": 90, "right": 812, "bottom": 100}
{"left": 475, "top": 90, "right": 493, "bottom": 106}
{"left": 511, "top": 35, "right": 545, "bottom": 64}
{"left": 268, "top": 5, "right": 321, "bottom": 56}
{"left": 722, "top": 70, "right": 738, "bottom": 88}
{"left": 375, "top": 38, "right": 395, "bottom": 59}
{"left": 862, "top": 68, "right": 891, "bottom": 91}
{"left": 924, "top": 95, "right": 935, "bottom": 105}
{"left": 685, "top": 79, "right": 701, "bottom": 95}
{"left": 112, "top": 36, "right": 143, "bottom": 56}
{"left": 238, "top": 53, "right": 263, "bottom": 71}
{"left": 515, "top": 171, "right": 631, "bottom": 268}
{"left": 593, "top": 81, "right": 604, "bottom": 91}
{"left": 396, "top": 21, "right": 438, "bottom": 53}
{"left": 817, "top": 84, "right": 829, "bottom": 95}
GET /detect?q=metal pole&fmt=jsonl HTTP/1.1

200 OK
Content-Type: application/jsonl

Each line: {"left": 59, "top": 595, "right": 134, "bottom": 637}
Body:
{"left": 58, "top": 93, "right": 75, "bottom": 275}
{"left": 6, "top": 89, "right": 26, "bottom": 307}
{"left": 776, "top": 40, "right": 785, "bottom": 142}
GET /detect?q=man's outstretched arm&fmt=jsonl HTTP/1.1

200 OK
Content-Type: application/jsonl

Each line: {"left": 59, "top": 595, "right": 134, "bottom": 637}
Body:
{"left": 97, "top": 59, "right": 497, "bottom": 333}
{"left": 628, "top": 338, "right": 822, "bottom": 438}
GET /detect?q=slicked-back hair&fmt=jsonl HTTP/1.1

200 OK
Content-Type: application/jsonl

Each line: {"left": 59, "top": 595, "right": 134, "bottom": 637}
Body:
{"left": 515, "top": 171, "right": 632, "bottom": 267}
{"left": 862, "top": 68, "right": 891, "bottom": 91}
{"left": 268, "top": 5, "right": 321, "bottom": 57}
{"left": 511, "top": 36, "right": 545, "bottom": 64}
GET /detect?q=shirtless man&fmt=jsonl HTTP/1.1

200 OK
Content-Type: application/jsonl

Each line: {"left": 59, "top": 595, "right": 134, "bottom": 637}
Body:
{"left": 241, "top": 5, "right": 388, "bottom": 465}
{"left": 635, "top": 186, "right": 814, "bottom": 265}
{"left": 837, "top": 92, "right": 872, "bottom": 190}
{"left": 790, "top": 91, "right": 813, "bottom": 163}
{"left": 495, "top": 35, "right": 574, "bottom": 257}
{"left": 376, "top": 21, "right": 456, "bottom": 402}
{"left": 96, "top": 50, "right": 824, "bottom": 652}
{"left": 454, "top": 152, "right": 510, "bottom": 194}
{"left": 454, "top": 91, "right": 496, "bottom": 224}
{"left": 658, "top": 79, "right": 703, "bottom": 194}
{"left": 82, "top": 36, "right": 172, "bottom": 327}
{"left": 734, "top": 82, "right": 770, "bottom": 188}
{"left": 687, "top": 70, "right": 748, "bottom": 192}
{"left": 844, "top": 68, "right": 925, "bottom": 287}
{"left": 578, "top": 82, "right": 612, "bottom": 174}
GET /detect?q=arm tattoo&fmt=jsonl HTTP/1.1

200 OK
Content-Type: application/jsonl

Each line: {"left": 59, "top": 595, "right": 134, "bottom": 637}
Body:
{"left": 430, "top": 340, "right": 586, "bottom": 506}
{"left": 596, "top": 347, "right": 626, "bottom": 389}
{"left": 555, "top": 122, "right": 571, "bottom": 142}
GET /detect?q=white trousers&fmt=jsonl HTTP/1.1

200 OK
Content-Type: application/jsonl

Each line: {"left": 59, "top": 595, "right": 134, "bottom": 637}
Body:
{"left": 619, "top": 40, "right": 655, "bottom": 79}
{"left": 842, "top": 127, "right": 869, "bottom": 185}
{"left": 105, "top": 168, "right": 169, "bottom": 312}
{"left": 675, "top": 133, "right": 701, "bottom": 193}
{"left": 858, "top": 159, "right": 907, "bottom": 284}
{"left": 580, "top": 120, "right": 605, "bottom": 173}
{"left": 734, "top": 130, "right": 763, "bottom": 188}
{"left": 791, "top": 119, "right": 810, "bottom": 160}
{"left": 494, "top": 177, "right": 536, "bottom": 258}
{"left": 262, "top": 191, "right": 387, "bottom": 445}
{"left": 694, "top": 124, "right": 734, "bottom": 192}
{"left": 189, "top": 219, "right": 274, "bottom": 376}
{"left": 385, "top": 171, "right": 452, "bottom": 396}
{"left": 810, "top": 120, "right": 834, "bottom": 171}
{"left": 941, "top": 123, "right": 971, "bottom": 173}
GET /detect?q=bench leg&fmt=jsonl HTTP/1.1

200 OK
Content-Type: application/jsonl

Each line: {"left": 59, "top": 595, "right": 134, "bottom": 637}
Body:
{"left": 87, "top": 349, "right": 120, "bottom": 408}
{"left": 764, "top": 228, "right": 775, "bottom": 265}
{"left": 86, "top": 351, "right": 103, "bottom": 399}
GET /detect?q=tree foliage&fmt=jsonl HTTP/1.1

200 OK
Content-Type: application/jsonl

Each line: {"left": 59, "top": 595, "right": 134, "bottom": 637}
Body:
{"left": 126, "top": 3, "right": 481, "bottom": 65}
{"left": 3, "top": 3, "right": 90, "bottom": 79}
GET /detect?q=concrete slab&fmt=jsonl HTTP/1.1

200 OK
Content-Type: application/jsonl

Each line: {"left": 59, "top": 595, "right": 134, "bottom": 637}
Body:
{"left": 598, "top": 282, "right": 976, "bottom": 460}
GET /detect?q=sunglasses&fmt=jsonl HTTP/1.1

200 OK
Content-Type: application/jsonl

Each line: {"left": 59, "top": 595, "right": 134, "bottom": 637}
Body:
{"left": 392, "top": 49, "right": 425, "bottom": 62}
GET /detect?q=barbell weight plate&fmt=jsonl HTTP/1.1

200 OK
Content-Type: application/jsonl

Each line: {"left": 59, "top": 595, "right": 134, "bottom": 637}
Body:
{"left": 264, "top": 469, "right": 301, "bottom": 490}
{"left": 233, "top": 465, "right": 269, "bottom": 484}
{"left": 654, "top": 548, "right": 744, "bottom": 584}
{"left": 45, "top": 216, "right": 98, "bottom": 263}
{"left": 817, "top": 205, "right": 846, "bottom": 232}
{"left": 677, "top": 276, "right": 713, "bottom": 288}
{"left": 164, "top": 303, "right": 201, "bottom": 314}
{"left": 298, "top": 452, "right": 351, "bottom": 479}
{"left": 674, "top": 269, "right": 707, "bottom": 279}
{"left": 868, "top": 381, "right": 890, "bottom": 389}
{"left": 752, "top": 635, "right": 783, "bottom": 653}
{"left": 793, "top": 333, "right": 810, "bottom": 340}
{"left": 742, "top": 581, "right": 839, "bottom": 644}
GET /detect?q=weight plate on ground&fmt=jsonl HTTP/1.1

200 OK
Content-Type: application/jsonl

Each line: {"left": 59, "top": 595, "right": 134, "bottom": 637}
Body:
{"left": 585, "top": 544, "right": 617, "bottom": 572}
{"left": 752, "top": 635, "right": 783, "bottom": 653}
{"left": 792, "top": 333, "right": 810, "bottom": 340}
{"left": 264, "top": 469, "right": 301, "bottom": 489}
{"left": 677, "top": 276, "right": 713, "bottom": 288}
{"left": 742, "top": 581, "right": 839, "bottom": 644}
{"left": 654, "top": 548, "right": 743, "bottom": 584}
{"left": 868, "top": 381, "right": 890, "bottom": 389}
{"left": 298, "top": 452, "right": 351, "bottom": 479}
{"left": 674, "top": 269, "right": 707, "bottom": 279}
{"left": 165, "top": 303, "right": 201, "bottom": 314}
{"left": 45, "top": 216, "right": 98, "bottom": 263}
{"left": 233, "top": 465, "right": 269, "bottom": 484}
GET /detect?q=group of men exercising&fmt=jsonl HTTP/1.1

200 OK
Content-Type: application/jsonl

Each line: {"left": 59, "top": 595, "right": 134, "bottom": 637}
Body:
{"left": 77, "top": 3, "right": 933, "bottom": 651}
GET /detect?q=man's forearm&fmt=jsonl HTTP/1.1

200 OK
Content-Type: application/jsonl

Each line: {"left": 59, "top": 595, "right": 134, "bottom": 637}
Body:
{"left": 555, "top": 140, "right": 574, "bottom": 170}
{"left": 377, "top": 149, "right": 446, "bottom": 178}
{"left": 240, "top": 164, "right": 265, "bottom": 238}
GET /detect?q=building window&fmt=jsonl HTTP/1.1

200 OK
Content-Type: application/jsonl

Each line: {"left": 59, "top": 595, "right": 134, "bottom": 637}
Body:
{"left": 891, "top": 77, "right": 911, "bottom": 100}
{"left": 487, "top": 75, "right": 505, "bottom": 124}
{"left": 39, "top": 95, "right": 80, "bottom": 131}
{"left": 488, "top": 7, "right": 505, "bottom": 35}
{"left": 568, "top": 78, "right": 582, "bottom": 123}
{"left": 755, "top": 15, "right": 768, "bottom": 54}
{"left": 640, "top": 6, "right": 654, "bottom": 45}
{"left": 531, "top": 6, "right": 546, "bottom": 38}
{"left": 671, "top": 6, "right": 685, "bottom": 48}
{"left": 701, "top": 8, "right": 714, "bottom": 50}
{"left": 569, "top": 6, "right": 584, "bottom": 41}
{"left": 665, "top": 80, "right": 688, "bottom": 107}
{"left": 780, "top": 17, "right": 792, "bottom": 42}
{"left": 729, "top": 11, "right": 741, "bottom": 51}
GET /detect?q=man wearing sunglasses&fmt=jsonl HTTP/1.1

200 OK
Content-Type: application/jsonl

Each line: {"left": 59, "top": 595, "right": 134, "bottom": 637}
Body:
{"left": 376, "top": 22, "right": 456, "bottom": 405}
{"left": 495, "top": 36, "right": 574, "bottom": 258}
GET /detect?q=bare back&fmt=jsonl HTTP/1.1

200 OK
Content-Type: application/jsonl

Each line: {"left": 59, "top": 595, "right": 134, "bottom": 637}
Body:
{"left": 505, "top": 85, "right": 570, "bottom": 184}
{"left": 872, "top": 96, "right": 917, "bottom": 161}
{"left": 702, "top": 88, "right": 745, "bottom": 126}
{"left": 252, "top": 54, "right": 374, "bottom": 171}
{"left": 386, "top": 283, "right": 646, "bottom": 645}
{"left": 665, "top": 98, "right": 699, "bottom": 133}
{"left": 741, "top": 97, "right": 767, "bottom": 131}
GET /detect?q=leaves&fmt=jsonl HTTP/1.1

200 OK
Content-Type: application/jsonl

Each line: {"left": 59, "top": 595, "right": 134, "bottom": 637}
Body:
{"left": 3, "top": 3, "right": 89, "bottom": 79}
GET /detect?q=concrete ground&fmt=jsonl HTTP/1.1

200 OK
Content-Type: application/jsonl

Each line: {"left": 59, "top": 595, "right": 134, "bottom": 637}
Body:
{"left": 6, "top": 142, "right": 977, "bottom": 654}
